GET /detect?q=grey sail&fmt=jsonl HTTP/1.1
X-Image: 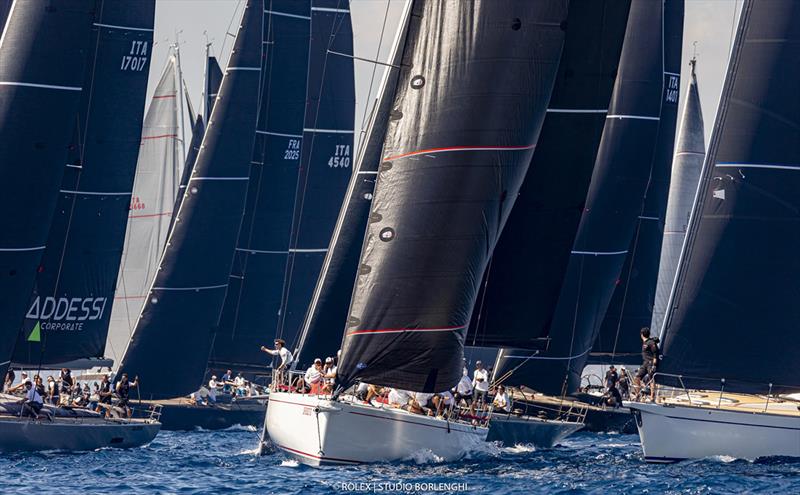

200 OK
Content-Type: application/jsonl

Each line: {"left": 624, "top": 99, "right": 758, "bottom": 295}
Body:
{"left": 11, "top": 2, "right": 156, "bottom": 369}
{"left": 106, "top": 51, "right": 182, "bottom": 366}
{"left": 651, "top": 60, "right": 704, "bottom": 336}
{"left": 335, "top": 0, "right": 568, "bottom": 393}
{"left": 118, "top": 0, "right": 263, "bottom": 400}
{"left": 659, "top": 0, "right": 800, "bottom": 394}
{"left": 0, "top": 0, "right": 95, "bottom": 376}
{"left": 293, "top": 2, "right": 414, "bottom": 368}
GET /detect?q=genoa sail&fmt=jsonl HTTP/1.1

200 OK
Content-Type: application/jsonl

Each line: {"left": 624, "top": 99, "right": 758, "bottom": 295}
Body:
{"left": 106, "top": 50, "right": 182, "bottom": 366}
{"left": 118, "top": 0, "right": 263, "bottom": 399}
{"left": 466, "top": 0, "right": 631, "bottom": 351}
{"left": 293, "top": 1, "right": 414, "bottom": 369}
{"left": 651, "top": 60, "right": 704, "bottom": 337}
{"left": 209, "top": 0, "right": 355, "bottom": 375}
{"left": 495, "top": 0, "right": 677, "bottom": 395}
{"left": 659, "top": 0, "right": 800, "bottom": 394}
{"left": 0, "top": 0, "right": 95, "bottom": 375}
{"left": 335, "top": 0, "right": 569, "bottom": 393}
{"left": 589, "top": 0, "right": 684, "bottom": 365}
{"left": 11, "top": 1, "right": 155, "bottom": 369}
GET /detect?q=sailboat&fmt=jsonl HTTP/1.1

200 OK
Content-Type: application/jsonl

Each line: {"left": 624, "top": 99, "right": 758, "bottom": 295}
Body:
{"left": 265, "top": 0, "right": 569, "bottom": 466}
{"left": 115, "top": 0, "right": 263, "bottom": 425}
{"left": 0, "top": 0, "right": 161, "bottom": 451}
{"left": 629, "top": 0, "right": 800, "bottom": 463}
{"left": 463, "top": 0, "right": 631, "bottom": 445}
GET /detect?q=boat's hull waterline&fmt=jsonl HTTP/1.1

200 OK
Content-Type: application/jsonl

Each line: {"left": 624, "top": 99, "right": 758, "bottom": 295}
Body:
{"left": 0, "top": 416, "right": 160, "bottom": 452}
{"left": 142, "top": 399, "right": 265, "bottom": 431}
{"left": 265, "top": 392, "right": 488, "bottom": 466}
{"left": 486, "top": 415, "right": 583, "bottom": 447}
{"left": 629, "top": 402, "right": 800, "bottom": 463}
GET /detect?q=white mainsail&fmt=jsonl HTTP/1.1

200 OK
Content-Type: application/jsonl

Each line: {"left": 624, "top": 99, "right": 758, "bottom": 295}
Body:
{"left": 105, "top": 52, "right": 182, "bottom": 365}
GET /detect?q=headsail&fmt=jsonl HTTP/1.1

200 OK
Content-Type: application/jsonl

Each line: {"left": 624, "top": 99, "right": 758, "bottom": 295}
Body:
{"left": 589, "top": 0, "right": 684, "bottom": 365}
{"left": 12, "top": 2, "right": 156, "bottom": 369}
{"left": 293, "top": 2, "right": 414, "bottom": 369}
{"left": 659, "top": 0, "right": 800, "bottom": 394}
{"left": 209, "top": 0, "right": 355, "bottom": 374}
{"left": 495, "top": 0, "right": 677, "bottom": 394}
{"left": 335, "top": 0, "right": 568, "bottom": 393}
{"left": 106, "top": 50, "right": 182, "bottom": 367}
{"left": 118, "top": 0, "right": 263, "bottom": 399}
{"left": 465, "top": 0, "right": 631, "bottom": 351}
{"left": 651, "top": 59, "right": 704, "bottom": 338}
{"left": 204, "top": 54, "right": 223, "bottom": 125}
{"left": 0, "top": 0, "right": 95, "bottom": 375}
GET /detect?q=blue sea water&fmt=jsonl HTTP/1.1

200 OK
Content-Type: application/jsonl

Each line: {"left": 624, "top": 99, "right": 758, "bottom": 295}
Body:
{"left": 0, "top": 428, "right": 798, "bottom": 494}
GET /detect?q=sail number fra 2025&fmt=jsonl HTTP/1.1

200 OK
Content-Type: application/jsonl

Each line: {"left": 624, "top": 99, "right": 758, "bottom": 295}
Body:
{"left": 120, "top": 40, "right": 149, "bottom": 72}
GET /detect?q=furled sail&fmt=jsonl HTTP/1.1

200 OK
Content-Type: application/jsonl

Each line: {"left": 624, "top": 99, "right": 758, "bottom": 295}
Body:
{"left": 659, "top": 0, "right": 800, "bottom": 394}
{"left": 118, "top": 0, "right": 263, "bottom": 399}
{"left": 293, "top": 1, "right": 414, "bottom": 369}
{"left": 0, "top": 0, "right": 95, "bottom": 376}
{"left": 466, "top": 0, "right": 631, "bottom": 351}
{"left": 651, "top": 59, "right": 704, "bottom": 337}
{"left": 589, "top": 0, "right": 684, "bottom": 365}
{"left": 335, "top": 0, "right": 569, "bottom": 393}
{"left": 106, "top": 50, "right": 182, "bottom": 366}
{"left": 209, "top": 0, "right": 355, "bottom": 374}
{"left": 495, "top": 0, "right": 676, "bottom": 395}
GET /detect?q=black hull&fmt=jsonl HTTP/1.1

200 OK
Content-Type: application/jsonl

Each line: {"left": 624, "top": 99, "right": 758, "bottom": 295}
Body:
{"left": 521, "top": 397, "right": 636, "bottom": 434}
{"left": 150, "top": 401, "right": 265, "bottom": 432}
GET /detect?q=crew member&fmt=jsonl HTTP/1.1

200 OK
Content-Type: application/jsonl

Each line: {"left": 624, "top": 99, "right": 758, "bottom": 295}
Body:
{"left": 634, "top": 327, "right": 660, "bottom": 401}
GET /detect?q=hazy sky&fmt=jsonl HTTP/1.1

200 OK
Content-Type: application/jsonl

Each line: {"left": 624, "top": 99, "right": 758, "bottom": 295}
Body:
{"left": 147, "top": 0, "right": 743, "bottom": 146}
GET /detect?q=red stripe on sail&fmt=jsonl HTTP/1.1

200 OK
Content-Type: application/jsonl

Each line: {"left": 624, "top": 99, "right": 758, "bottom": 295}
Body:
{"left": 347, "top": 324, "right": 467, "bottom": 336}
{"left": 141, "top": 134, "right": 178, "bottom": 141}
{"left": 383, "top": 144, "right": 536, "bottom": 162}
{"left": 129, "top": 211, "right": 172, "bottom": 219}
{"left": 152, "top": 94, "right": 176, "bottom": 99}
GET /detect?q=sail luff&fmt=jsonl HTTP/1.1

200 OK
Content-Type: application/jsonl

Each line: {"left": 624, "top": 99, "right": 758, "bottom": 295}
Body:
{"left": 106, "top": 52, "right": 180, "bottom": 367}
{"left": 336, "top": 0, "right": 569, "bottom": 393}
{"left": 293, "top": 0, "right": 414, "bottom": 368}
{"left": 118, "top": 0, "right": 263, "bottom": 399}
{"left": 659, "top": 0, "right": 800, "bottom": 394}
{"left": 651, "top": 60, "right": 704, "bottom": 339}
{"left": 0, "top": 0, "right": 95, "bottom": 376}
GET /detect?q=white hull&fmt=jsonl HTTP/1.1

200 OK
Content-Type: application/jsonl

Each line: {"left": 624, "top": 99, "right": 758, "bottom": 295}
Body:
{"left": 629, "top": 402, "right": 800, "bottom": 463}
{"left": 266, "top": 391, "right": 488, "bottom": 466}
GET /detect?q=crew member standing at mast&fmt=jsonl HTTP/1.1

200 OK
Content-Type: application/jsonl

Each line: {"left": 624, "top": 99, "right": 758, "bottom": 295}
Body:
{"left": 634, "top": 327, "right": 659, "bottom": 401}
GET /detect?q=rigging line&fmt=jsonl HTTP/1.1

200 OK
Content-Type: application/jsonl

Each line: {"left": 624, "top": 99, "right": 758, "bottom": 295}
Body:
{"left": 470, "top": 255, "right": 493, "bottom": 347}
{"left": 560, "top": 253, "right": 586, "bottom": 402}
{"left": 218, "top": 0, "right": 244, "bottom": 66}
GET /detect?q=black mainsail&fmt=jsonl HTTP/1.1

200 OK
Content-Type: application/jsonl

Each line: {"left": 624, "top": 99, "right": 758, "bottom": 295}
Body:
{"left": 0, "top": 0, "right": 95, "bottom": 375}
{"left": 204, "top": 54, "right": 223, "bottom": 125}
{"left": 118, "top": 0, "right": 263, "bottom": 399}
{"left": 465, "top": 0, "right": 631, "bottom": 351}
{"left": 651, "top": 59, "right": 704, "bottom": 337}
{"left": 294, "top": 2, "right": 414, "bottom": 368}
{"left": 494, "top": 0, "right": 676, "bottom": 394}
{"left": 12, "top": 2, "right": 156, "bottom": 369}
{"left": 659, "top": 0, "right": 800, "bottom": 393}
{"left": 335, "top": 0, "right": 568, "bottom": 393}
{"left": 589, "top": 0, "right": 684, "bottom": 365}
{"left": 209, "top": 0, "right": 355, "bottom": 374}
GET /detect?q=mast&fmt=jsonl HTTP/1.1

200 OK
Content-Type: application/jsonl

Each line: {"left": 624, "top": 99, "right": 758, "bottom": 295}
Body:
{"left": 10, "top": 1, "right": 156, "bottom": 370}
{"left": 106, "top": 50, "right": 182, "bottom": 367}
{"left": 335, "top": 0, "right": 569, "bottom": 393}
{"left": 293, "top": 0, "right": 414, "bottom": 368}
{"left": 0, "top": 0, "right": 95, "bottom": 376}
{"left": 589, "top": 0, "right": 685, "bottom": 365}
{"left": 174, "top": 35, "right": 187, "bottom": 162}
{"left": 118, "top": 0, "right": 263, "bottom": 399}
{"left": 659, "top": 0, "right": 800, "bottom": 394}
{"left": 465, "top": 0, "right": 632, "bottom": 351}
{"left": 208, "top": 0, "right": 355, "bottom": 375}
{"left": 650, "top": 57, "right": 704, "bottom": 339}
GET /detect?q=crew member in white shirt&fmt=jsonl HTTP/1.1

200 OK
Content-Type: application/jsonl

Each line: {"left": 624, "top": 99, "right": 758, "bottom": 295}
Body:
{"left": 207, "top": 376, "right": 219, "bottom": 403}
{"left": 304, "top": 358, "right": 324, "bottom": 393}
{"left": 471, "top": 361, "right": 490, "bottom": 414}
{"left": 21, "top": 381, "right": 44, "bottom": 419}
{"left": 261, "top": 339, "right": 294, "bottom": 387}
{"left": 492, "top": 385, "right": 510, "bottom": 414}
